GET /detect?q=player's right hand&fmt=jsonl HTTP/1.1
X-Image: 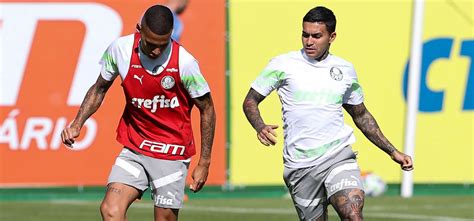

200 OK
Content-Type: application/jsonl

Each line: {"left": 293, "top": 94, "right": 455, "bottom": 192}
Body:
{"left": 257, "top": 125, "right": 279, "bottom": 146}
{"left": 61, "top": 126, "right": 81, "bottom": 148}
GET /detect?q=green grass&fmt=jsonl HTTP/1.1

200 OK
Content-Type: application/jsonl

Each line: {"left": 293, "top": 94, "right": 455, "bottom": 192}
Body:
{"left": 1, "top": 196, "right": 473, "bottom": 221}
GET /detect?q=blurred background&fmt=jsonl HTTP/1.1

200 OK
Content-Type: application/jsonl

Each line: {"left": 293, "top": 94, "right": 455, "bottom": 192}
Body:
{"left": 0, "top": 0, "right": 473, "bottom": 220}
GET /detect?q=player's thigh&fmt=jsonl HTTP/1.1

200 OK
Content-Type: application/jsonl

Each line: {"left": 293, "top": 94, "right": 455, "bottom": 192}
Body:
{"left": 154, "top": 207, "right": 179, "bottom": 221}
{"left": 324, "top": 160, "right": 365, "bottom": 219}
{"left": 107, "top": 148, "right": 149, "bottom": 194}
{"left": 144, "top": 157, "right": 190, "bottom": 209}
{"left": 102, "top": 182, "right": 142, "bottom": 212}
{"left": 102, "top": 148, "right": 149, "bottom": 212}
{"left": 283, "top": 166, "right": 329, "bottom": 220}
{"left": 328, "top": 188, "right": 364, "bottom": 219}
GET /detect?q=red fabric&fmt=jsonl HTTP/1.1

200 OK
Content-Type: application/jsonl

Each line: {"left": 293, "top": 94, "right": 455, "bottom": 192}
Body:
{"left": 116, "top": 32, "right": 195, "bottom": 160}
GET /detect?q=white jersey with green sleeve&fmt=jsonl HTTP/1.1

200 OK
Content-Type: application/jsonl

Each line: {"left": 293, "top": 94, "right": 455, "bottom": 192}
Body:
{"left": 99, "top": 34, "right": 210, "bottom": 98}
{"left": 251, "top": 50, "right": 364, "bottom": 169}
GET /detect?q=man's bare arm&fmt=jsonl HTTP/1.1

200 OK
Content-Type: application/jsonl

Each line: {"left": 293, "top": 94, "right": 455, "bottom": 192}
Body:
{"left": 343, "top": 102, "right": 413, "bottom": 170}
{"left": 243, "top": 88, "right": 267, "bottom": 132}
{"left": 61, "top": 75, "right": 114, "bottom": 147}
{"left": 242, "top": 88, "right": 278, "bottom": 146}
{"left": 189, "top": 92, "right": 216, "bottom": 192}
{"left": 72, "top": 75, "right": 114, "bottom": 128}
{"left": 343, "top": 102, "right": 395, "bottom": 155}
{"left": 193, "top": 92, "right": 216, "bottom": 167}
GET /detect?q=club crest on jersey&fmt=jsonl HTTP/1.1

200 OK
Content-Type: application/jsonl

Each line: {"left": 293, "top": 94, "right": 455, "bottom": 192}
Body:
{"left": 161, "top": 76, "right": 175, "bottom": 89}
{"left": 330, "top": 67, "right": 343, "bottom": 81}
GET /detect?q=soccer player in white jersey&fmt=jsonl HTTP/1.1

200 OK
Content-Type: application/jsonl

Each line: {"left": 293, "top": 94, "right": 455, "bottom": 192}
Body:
{"left": 61, "top": 5, "right": 215, "bottom": 221}
{"left": 243, "top": 6, "right": 413, "bottom": 221}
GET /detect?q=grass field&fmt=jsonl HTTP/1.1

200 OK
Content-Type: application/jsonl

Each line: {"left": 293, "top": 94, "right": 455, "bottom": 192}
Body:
{"left": 1, "top": 196, "right": 473, "bottom": 221}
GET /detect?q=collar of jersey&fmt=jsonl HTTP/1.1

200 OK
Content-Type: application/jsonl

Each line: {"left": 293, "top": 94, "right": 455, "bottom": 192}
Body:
{"left": 300, "top": 49, "right": 332, "bottom": 66}
{"left": 138, "top": 40, "right": 173, "bottom": 75}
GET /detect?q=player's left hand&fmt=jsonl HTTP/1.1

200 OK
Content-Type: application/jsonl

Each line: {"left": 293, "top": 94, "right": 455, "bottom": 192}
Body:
{"left": 190, "top": 164, "right": 209, "bottom": 193}
{"left": 390, "top": 150, "right": 414, "bottom": 171}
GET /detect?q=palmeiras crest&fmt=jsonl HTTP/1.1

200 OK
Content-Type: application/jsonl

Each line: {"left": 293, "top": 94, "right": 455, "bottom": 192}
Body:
{"left": 161, "top": 76, "right": 175, "bottom": 89}
{"left": 330, "top": 67, "right": 343, "bottom": 81}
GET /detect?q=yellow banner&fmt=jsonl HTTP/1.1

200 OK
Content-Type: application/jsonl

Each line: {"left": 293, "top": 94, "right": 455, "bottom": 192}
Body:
{"left": 230, "top": 0, "right": 473, "bottom": 185}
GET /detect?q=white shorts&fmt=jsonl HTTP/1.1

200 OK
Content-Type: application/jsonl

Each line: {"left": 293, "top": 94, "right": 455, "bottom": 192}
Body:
{"left": 107, "top": 148, "right": 190, "bottom": 209}
{"left": 283, "top": 149, "right": 363, "bottom": 220}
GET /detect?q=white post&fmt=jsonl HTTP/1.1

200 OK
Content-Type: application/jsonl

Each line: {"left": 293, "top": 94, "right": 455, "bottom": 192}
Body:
{"left": 402, "top": 0, "right": 424, "bottom": 198}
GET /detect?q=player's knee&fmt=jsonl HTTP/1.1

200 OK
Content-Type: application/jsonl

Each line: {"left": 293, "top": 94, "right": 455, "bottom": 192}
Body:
{"left": 100, "top": 201, "right": 123, "bottom": 219}
{"left": 154, "top": 207, "right": 179, "bottom": 221}
{"left": 338, "top": 203, "right": 363, "bottom": 221}
{"left": 339, "top": 211, "right": 363, "bottom": 221}
{"left": 330, "top": 188, "right": 364, "bottom": 221}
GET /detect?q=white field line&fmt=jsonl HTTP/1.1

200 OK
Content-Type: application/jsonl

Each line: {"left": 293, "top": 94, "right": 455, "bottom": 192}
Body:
{"left": 49, "top": 200, "right": 474, "bottom": 221}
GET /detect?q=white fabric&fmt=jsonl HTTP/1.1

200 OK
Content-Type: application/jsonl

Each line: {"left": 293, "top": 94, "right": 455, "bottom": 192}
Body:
{"left": 325, "top": 162, "right": 360, "bottom": 184}
{"left": 293, "top": 195, "right": 321, "bottom": 207}
{"left": 152, "top": 171, "right": 184, "bottom": 189}
{"left": 251, "top": 50, "right": 364, "bottom": 169}
{"left": 114, "top": 157, "right": 141, "bottom": 178}
{"left": 99, "top": 34, "right": 210, "bottom": 98}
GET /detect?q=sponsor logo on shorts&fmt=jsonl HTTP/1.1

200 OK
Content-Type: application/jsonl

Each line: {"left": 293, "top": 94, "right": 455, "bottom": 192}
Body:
{"left": 131, "top": 95, "right": 180, "bottom": 112}
{"left": 329, "top": 178, "right": 358, "bottom": 192}
{"left": 155, "top": 195, "right": 173, "bottom": 206}
{"left": 139, "top": 140, "right": 186, "bottom": 156}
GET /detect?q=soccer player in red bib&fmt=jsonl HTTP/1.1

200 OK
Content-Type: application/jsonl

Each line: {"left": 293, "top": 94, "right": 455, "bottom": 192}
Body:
{"left": 61, "top": 5, "right": 216, "bottom": 221}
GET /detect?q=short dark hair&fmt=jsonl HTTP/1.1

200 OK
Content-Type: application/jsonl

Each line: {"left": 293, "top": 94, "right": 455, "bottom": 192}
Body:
{"left": 142, "top": 5, "right": 174, "bottom": 35}
{"left": 303, "top": 6, "right": 336, "bottom": 33}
